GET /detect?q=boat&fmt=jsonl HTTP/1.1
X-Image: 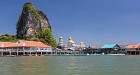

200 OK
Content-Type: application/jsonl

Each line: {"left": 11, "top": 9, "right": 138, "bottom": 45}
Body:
{"left": 44, "top": 53, "right": 125, "bottom": 56}
{"left": 44, "top": 53, "right": 107, "bottom": 56}
{"left": 44, "top": 54, "right": 88, "bottom": 56}
{"left": 88, "top": 53, "right": 105, "bottom": 56}
{"left": 107, "top": 54, "right": 125, "bottom": 55}
{"left": 4, "top": 55, "right": 16, "bottom": 57}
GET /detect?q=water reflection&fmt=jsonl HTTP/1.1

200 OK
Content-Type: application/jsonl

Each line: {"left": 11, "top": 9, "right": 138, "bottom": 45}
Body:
{"left": 11, "top": 56, "right": 52, "bottom": 75}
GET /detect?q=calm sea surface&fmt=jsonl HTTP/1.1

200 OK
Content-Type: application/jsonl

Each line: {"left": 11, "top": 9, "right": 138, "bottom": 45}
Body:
{"left": 0, "top": 55, "right": 140, "bottom": 75}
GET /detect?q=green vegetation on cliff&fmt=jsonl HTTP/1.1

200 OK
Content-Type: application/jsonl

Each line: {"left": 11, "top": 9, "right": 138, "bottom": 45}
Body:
{"left": 0, "top": 34, "right": 18, "bottom": 42}
{"left": 15, "top": 2, "right": 57, "bottom": 47}
{"left": 39, "top": 28, "right": 57, "bottom": 47}
{"left": 25, "top": 2, "right": 41, "bottom": 23}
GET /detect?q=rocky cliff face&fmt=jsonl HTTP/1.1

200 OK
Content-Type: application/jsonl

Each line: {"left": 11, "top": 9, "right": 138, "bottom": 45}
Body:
{"left": 16, "top": 2, "right": 51, "bottom": 39}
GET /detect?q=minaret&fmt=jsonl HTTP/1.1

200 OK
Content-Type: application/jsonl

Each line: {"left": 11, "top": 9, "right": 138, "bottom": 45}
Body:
{"left": 58, "top": 36, "right": 63, "bottom": 46}
{"left": 80, "top": 42, "right": 85, "bottom": 47}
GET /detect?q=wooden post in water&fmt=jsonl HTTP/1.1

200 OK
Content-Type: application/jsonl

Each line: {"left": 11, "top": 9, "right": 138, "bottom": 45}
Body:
{"left": 11, "top": 47, "right": 14, "bottom": 54}
{"left": 16, "top": 48, "right": 18, "bottom": 56}
{"left": 1, "top": 49, "right": 3, "bottom": 56}
{"left": 41, "top": 51, "right": 42, "bottom": 56}
{"left": 64, "top": 50, "right": 65, "bottom": 55}
{"left": 0, "top": 49, "right": 1, "bottom": 56}
{"left": 30, "top": 47, "right": 31, "bottom": 56}
{"left": 46, "top": 51, "right": 47, "bottom": 55}
{"left": 5, "top": 48, "right": 8, "bottom": 55}
{"left": 10, "top": 48, "right": 11, "bottom": 56}
{"left": 23, "top": 47, "right": 25, "bottom": 55}
{"left": 36, "top": 51, "right": 37, "bottom": 56}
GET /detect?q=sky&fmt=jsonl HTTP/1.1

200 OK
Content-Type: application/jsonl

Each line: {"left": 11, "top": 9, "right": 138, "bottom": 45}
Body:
{"left": 0, "top": 0, "right": 140, "bottom": 45}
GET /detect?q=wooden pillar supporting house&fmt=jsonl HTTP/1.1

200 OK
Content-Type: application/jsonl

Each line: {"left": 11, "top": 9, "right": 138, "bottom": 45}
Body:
{"left": 35, "top": 49, "right": 37, "bottom": 56}
{"left": 30, "top": 47, "right": 31, "bottom": 56}
{"left": 17, "top": 47, "right": 18, "bottom": 56}
{"left": 2, "top": 49, "right": 3, "bottom": 56}
{"left": 41, "top": 51, "right": 42, "bottom": 56}
{"left": 129, "top": 51, "right": 131, "bottom": 55}
{"left": 23, "top": 47, "right": 25, "bottom": 55}
{"left": 9, "top": 48, "right": 11, "bottom": 56}
{"left": 45, "top": 51, "right": 47, "bottom": 55}
{"left": 11, "top": 49, "right": 13, "bottom": 55}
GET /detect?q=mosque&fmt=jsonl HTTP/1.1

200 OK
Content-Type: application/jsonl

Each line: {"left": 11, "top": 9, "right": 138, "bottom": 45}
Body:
{"left": 58, "top": 36, "right": 86, "bottom": 50}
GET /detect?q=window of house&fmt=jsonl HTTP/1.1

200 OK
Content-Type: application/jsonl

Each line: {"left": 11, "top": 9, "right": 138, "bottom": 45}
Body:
{"left": 40, "top": 48, "right": 44, "bottom": 50}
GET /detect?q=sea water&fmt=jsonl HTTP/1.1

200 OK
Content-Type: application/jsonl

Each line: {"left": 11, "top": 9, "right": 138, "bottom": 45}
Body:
{"left": 0, "top": 55, "right": 140, "bottom": 75}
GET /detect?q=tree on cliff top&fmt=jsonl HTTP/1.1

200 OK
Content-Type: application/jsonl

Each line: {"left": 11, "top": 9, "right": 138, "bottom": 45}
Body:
{"left": 0, "top": 34, "right": 18, "bottom": 42}
{"left": 38, "top": 28, "right": 57, "bottom": 47}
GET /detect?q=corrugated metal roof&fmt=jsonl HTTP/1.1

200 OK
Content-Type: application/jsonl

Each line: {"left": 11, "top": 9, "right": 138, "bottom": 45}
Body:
{"left": 126, "top": 44, "right": 140, "bottom": 49}
{"left": 101, "top": 44, "right": 117, "bottom": 48}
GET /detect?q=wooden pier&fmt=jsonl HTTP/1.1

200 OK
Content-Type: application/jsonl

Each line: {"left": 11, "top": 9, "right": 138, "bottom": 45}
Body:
{"left": 0, "top": 48, "right": 140, "bottom": 56}
{"left": 0, "top": 49, "right": 50, "bottom": 56}
{"left": 0, "top": 48, "right": 85, "bottom": 56}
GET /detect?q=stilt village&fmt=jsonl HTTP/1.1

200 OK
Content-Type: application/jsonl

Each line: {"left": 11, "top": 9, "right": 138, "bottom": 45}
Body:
{"left": 0, "top": 36, "right": 140, "bottom": 56}
{"left": 0, "top": 2, "right": 139, "bottom": 56}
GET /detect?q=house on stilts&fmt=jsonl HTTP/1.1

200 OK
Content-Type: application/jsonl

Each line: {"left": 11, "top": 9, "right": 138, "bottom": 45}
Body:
{"left": 126, "top": 44, "right": 140, "bottom": 55}
{"left": 0, "top": 40, "right": 52, "bottom": 56}
{"left": 100, "top": 44, "right": 124, "bottom": 54}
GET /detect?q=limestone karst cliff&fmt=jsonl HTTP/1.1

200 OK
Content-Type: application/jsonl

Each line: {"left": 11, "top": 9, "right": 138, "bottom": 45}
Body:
{"left": 16, "top": 2, "right": 57, "bottom": 47}
{"left": 16, "top": 2, "right": 51, "bottom": 39}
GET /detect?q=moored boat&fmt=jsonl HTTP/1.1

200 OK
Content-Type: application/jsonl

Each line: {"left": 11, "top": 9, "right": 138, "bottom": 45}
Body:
{"left": 4, "top": 55, "right": 16, "bottom": 57}
{"left": 107, "top": 54, "right": 125, "bottom": 55}
{"left": 44, "top": 54, "right": 88, "bottom": 56}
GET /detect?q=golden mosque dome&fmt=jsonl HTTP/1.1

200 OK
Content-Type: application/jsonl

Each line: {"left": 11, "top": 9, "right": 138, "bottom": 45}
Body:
{"left": 68, "top": 37, "right": 75, "bottom": 45}
{"left": 70, "top": 40, "right": 75, "bottom": 44}
{"left": 80, "top": 42, "right": 84, "bottom": 45}
{"left": 80, "top": 42, "right": 83, "bottom": 44}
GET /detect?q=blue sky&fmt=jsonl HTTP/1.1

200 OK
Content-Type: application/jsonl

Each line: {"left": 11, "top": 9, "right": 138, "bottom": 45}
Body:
{"left": 0, "top": 0, "right": 140, "bottom": 45}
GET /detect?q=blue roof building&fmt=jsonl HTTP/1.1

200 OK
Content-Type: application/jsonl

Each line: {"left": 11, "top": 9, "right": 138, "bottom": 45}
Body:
{"left": 101, "top": 44, "right": 121, "bottom": 50}
{"left": 100, "top": 44, "right": 123, "bottom": 54}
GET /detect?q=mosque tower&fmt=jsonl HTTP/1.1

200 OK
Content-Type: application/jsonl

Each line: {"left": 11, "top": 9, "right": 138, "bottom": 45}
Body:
{"left": 80, "top": 42, "right": 85, "bottom": 47}
{"left": 58, "top": 36, "right": 63, "bottom": 46}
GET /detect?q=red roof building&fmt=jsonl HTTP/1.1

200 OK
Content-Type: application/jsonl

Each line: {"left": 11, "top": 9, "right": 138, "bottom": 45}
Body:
{"left": 3, "top": 40, "right": 52, "bottom": 48}
{"left": 0, "top": 40, "right": 52, "bottom": 56}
